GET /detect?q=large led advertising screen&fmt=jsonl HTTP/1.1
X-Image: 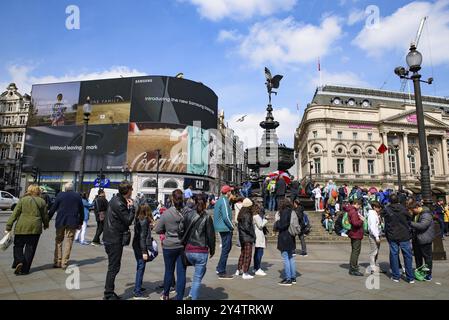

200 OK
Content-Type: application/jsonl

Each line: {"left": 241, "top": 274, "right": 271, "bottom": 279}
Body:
{"left": 24, "top": 76, "right": 218, "bottom": 175}
{"left": 130, "top": 76, "right": 218, "bottom": 130}
{"left": 22, "top": 124, "right": 128, "bottom": 172}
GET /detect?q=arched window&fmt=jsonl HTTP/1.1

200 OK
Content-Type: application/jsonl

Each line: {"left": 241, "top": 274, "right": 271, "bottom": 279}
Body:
{"left": 164, "top": 180, "right": 178, "bottom": 189}
{"left": 142, "top": 179, "right": 157, "bottom": 188}
{"left": 430, "top": 152, "right": 436, "bottom": 176}
{"left": 408, "top": 150, "right": 417, "bottom": 174}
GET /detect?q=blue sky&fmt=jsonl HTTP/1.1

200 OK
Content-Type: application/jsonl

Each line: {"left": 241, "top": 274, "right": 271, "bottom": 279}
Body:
{"left": 1, "top": 0, "right": 449, "bottom": 147}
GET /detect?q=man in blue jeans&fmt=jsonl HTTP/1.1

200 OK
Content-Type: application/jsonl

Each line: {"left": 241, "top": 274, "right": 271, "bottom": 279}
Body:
{"left": 382, "top": 193, "right": 414, "bottom": 283}
{"left": 213, "top": 185, "right": 235, "bottom": 279}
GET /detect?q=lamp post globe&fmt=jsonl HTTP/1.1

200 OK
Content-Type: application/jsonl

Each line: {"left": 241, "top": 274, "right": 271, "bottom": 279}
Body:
{"left": 392, "top": 135, "right": 400, "bottom": 149}
{"left": 83, "top": 98, "right": 92, "bottom": 116}
{"left": 406, "top": 44, "right": 423, "bottom": 73}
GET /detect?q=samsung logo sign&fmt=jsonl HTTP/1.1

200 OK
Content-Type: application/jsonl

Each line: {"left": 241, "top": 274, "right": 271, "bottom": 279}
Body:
{"left": 135, "top": 79, "right": 153, "bottom": 84}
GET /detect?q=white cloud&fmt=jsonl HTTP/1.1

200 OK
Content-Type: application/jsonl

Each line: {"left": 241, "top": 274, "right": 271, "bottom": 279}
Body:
{"left": 217, "top": 29, "right": 242, "bottom": 42}
{"left": 347, "top": 8, "right": 365, "bottom": 26}
{"left": 353, "top": 0, "right": 449, "bottom": 65}
{"left": 1, "top": 65, "right": 146, "bottom": 94}
{"left": 236, "top": 16, "right": 343, "bottom": 67}
{"left": 183, "top": 0, "right": 297, "bottom": 21}
{"left": 311, "top": 70, "right": 369, "bottom": 89}
{"left": 229, "top": 107, "right": 299, "bottom": 148}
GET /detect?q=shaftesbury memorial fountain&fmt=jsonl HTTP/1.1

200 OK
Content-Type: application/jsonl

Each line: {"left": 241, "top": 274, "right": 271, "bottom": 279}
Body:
{"left": 246, "top": 68, "right": 295, "bottom": 187}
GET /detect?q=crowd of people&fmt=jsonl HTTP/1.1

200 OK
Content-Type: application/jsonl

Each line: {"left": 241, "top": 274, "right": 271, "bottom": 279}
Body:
{"left": 3, "top": 178, "right": 448, "bottom": 300}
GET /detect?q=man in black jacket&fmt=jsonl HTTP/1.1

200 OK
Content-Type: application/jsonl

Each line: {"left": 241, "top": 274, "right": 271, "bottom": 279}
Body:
{"left": 103, "top": 181, "right": 135, "bottom": 300}
{"left": 48, "top": 182, "right": 83, "bottom": 269}
{"left": 383, "top": 193, "right": 414, "bottom": 283}
{"left": 91, "top": 189, "right": 109, "bottom": 246}
{"left": 275, "top": 178, "right": 287, "bottom": 210}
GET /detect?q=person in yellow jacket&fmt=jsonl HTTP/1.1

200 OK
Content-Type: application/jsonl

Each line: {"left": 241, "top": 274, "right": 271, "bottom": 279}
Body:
{"left": 444, "top": 205, "right": 449, "bottom": 237}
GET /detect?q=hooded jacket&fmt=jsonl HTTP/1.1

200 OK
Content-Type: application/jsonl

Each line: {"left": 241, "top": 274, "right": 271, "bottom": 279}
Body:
{"left": 347, "top": 205, "right": 364, "bottom": 240}
{"left": 411, "top": 206, "right": 436, "bottom": 245}
{"left": 383, "top": 203, "right": 412, "bottom": 242}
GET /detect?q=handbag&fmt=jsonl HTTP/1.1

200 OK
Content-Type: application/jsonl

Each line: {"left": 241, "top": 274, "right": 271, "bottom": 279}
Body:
{"left": 0, "top": 232, "right": 13, "bottom": 251}
{"left": 182, "top": 250, "right": 192, "bottom": 267}
{"left": 122, "top": 230, "right": 131, "bottom": 246}
{"left": 147, "top": 239, "right": 159, "bottom": 262}
{"left": 94, "top": 199, "right": 106, "bottom": 221}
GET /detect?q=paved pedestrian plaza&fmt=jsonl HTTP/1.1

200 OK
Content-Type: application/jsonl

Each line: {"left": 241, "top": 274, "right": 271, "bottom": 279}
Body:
{"left": 1, "top": 212, "right": 448, "bottom": 300}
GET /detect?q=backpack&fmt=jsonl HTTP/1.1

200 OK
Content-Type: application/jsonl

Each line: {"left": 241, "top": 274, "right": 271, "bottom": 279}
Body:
{"left": 342, "top": 212, "right": 352, "bottom": 231}
{"left": 288, "top": 211, "right": 302, "bottom": 237}
{"left": 363, "top": 218, "right": 369, "bottom": 235}
{"left": 303, "top": 213, "right": 311, "bottom": 235}
{"left": 331, "top": 189, "right": 338, "bottom": 199}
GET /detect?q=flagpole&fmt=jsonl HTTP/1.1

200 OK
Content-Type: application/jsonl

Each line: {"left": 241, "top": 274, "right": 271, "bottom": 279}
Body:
{"left": 318, "top": 57, "right": 322, "bottom": 88}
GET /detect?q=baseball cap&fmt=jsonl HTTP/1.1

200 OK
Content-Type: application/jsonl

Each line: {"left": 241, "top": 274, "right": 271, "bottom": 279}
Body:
{"left": 221, "top": 185, "right": 234, "bottom": 194}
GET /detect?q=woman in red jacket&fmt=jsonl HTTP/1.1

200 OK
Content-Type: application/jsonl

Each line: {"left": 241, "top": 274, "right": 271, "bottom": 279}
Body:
{"left": 347, "top": 199, "right": 365, "bottom": 276}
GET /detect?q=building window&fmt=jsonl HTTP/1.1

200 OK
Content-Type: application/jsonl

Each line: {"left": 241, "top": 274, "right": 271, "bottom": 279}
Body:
{"left": 353, "top": 159, "right": 360, "bottom": 174}
{"left": 142, "top": 179, "right": 157, "bottom": 188}
{"left": 368, "top": 133, "right": 372, "bottom": 141}
{"left": 16, "top": 132, "right": 23, "bottom": 142}
{"left": 0, "top": 148, "right": 8, "bottom": 160}
{"left": 388, "top": 149, "right": 397, "bottom": 175}
{"left": 7, "top": 103, "right": 14, "bottom": 112}
{"left": 430, "top": 153, "right": 436, "bottom": 176}
{"left": 314, "top": 147, "right": 319, "bottom": 154}
{"left": 15, "top": 147, "right": 21, "bottom": 160}
{"left": 314, "top": 158, "right": 321, "bottom": 175}
{"left": 409, "top": 150, "right": 417, "bottom": 174}
{"left": 337, "top": 131, "right": 343, "bottom": 139}
{"left": 3, "top": 117, "right": 12, "bottom": 126}
{"left": 337, "top": 159, "right": 345, "bottom": 174}
{"left": 353, "top": 132, "right": 357, "bottom": 140}
{"left": 163, "top": 180, "right": 178, "bottom": 189}
{"left": 313, "top": 131, "right": 318, "bottom": 139}
{"left": 368, "top": 160, "right": 375, "bottom": 175}
{"left": 19, "top": 116, "right": 26, "bottom": 125}
{"left": 408, "top": 136, "right": 417, "bottom": 145}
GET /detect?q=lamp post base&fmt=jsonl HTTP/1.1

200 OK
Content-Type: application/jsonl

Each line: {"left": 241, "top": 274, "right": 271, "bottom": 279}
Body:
{"left": 432, "top": 223, "right": 447, "bottom": 261}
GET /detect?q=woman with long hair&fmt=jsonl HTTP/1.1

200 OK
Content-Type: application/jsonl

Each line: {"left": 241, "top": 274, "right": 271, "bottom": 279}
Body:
{"left": 274, "top": 198, "right": 297, "bottom": 286}
{"left": 5, "top": 185, "right": 49, "bottom": 275}
{"left": 132, "top": 204, "right": 155, "bottom": 299}
{"left": 235, "top": 198, "right": 256, "bottom": 279}
{"left": 154, "top": 189, "right": 187, "bottom": 300}
{"left": 253, "top": 202, "right": 268, "bottom": 276}
{"left": 179, "top": 195, "right": 216, "bottom": 300}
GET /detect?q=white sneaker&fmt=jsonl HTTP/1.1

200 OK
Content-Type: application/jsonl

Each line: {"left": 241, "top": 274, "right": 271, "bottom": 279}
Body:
{"left": 255, "top": 269, "right": 267, "bottom": 276}
{"left": 235, "top": 270, "right": 241, "bottom": 276}
{"left": 341, "top": 233, "right": 348, "bottom": 237}
{"left": 242, "top": 273, "right": 254, "bottom": 280}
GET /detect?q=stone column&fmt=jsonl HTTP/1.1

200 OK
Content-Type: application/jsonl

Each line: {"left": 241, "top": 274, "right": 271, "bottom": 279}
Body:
{"left": 403, "top": 133, "right": 410, "bottom": 175}
{"left": 326, "top": 127, "right": 332, "bottom": 176}
{"left": 441, "top": 136, "right": 449, "bottom": 176}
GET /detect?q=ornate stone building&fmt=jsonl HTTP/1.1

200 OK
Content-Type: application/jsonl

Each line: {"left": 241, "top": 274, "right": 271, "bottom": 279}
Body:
{"left": 0, "top": 84, "right": 30, "bottom": 195}
{"left": 295, "top": 85, "right": 449, "bottom": 199}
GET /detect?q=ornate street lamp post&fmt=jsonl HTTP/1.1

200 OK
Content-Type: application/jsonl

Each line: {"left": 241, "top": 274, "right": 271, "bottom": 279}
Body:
{"left": 155, "top": 149, "right": 161, "bottom": 203}
{"left": 394, "top": 43, "right": 446, "bottom": 260}
{"left": 78, "top": 97, "right": 92, "bottom": 193}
